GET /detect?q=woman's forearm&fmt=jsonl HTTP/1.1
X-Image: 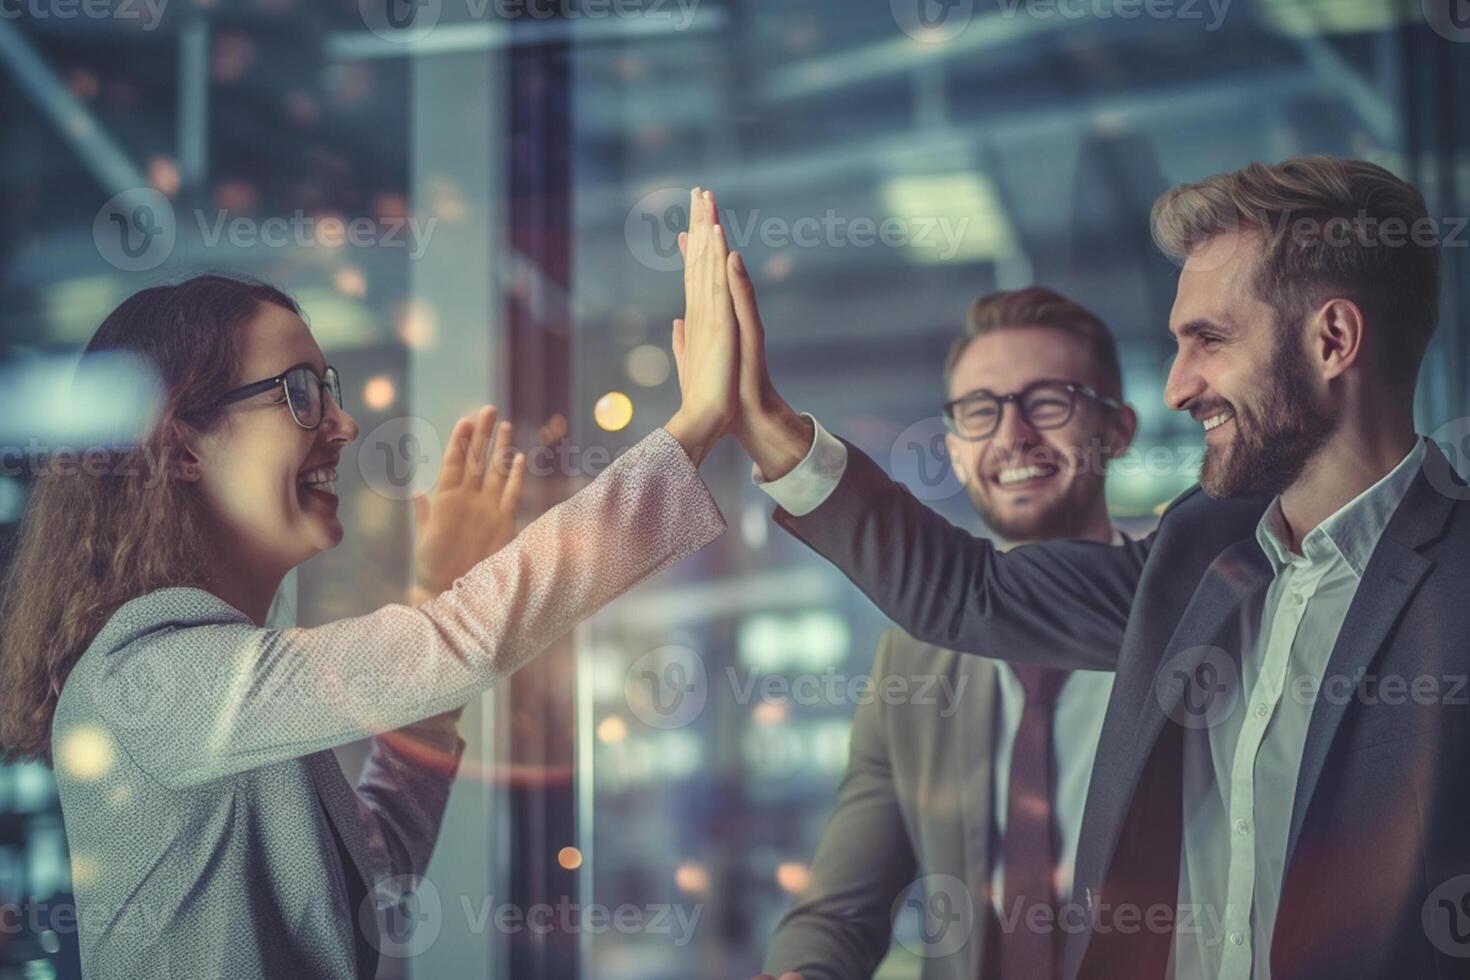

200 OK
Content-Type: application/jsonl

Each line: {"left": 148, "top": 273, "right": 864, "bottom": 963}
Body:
{"left": 99, "top": 426, "right": 726, "bottom": 789}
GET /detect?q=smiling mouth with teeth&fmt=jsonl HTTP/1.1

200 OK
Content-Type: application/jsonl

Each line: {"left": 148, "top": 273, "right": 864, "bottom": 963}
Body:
{"left": 995, "top": 463, "right": 1056, "bottom": 487}
{"left": 298, "top": 466, "right": 338, "bottom": 498}
{"left": 1201, "top": 411, "right": 1235, "bottom": 433}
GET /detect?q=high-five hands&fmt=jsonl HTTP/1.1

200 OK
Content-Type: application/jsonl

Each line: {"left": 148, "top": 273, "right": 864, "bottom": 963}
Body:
{"left": 664, "top": 187, "right": 740, "bottom": 466}
{"left": 411, "top": 405, "right": 526, "bottom": 603}
{"left": 674, "top": 191, "right": 815, "bottom": 481}
{"left": 752, "top": 973, "right": 805, "bottom": 980}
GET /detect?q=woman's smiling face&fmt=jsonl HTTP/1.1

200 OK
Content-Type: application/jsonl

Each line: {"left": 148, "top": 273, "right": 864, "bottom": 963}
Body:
{"left": 183, "top": 302, "right": 359, "bottom": 576}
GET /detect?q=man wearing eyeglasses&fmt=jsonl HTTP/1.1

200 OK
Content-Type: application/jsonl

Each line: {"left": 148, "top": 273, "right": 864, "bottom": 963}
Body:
{"left": 757, "top": 287, "right": 1137, "bottom": 980}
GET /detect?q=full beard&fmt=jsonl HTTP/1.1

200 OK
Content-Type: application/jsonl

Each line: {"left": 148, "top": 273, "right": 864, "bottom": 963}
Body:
{"left": 1199, "top": 336, "right": 1337, "bottom": 498}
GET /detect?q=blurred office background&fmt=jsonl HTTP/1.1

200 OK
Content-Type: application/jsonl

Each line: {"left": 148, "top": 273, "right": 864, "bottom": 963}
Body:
{"left": 1, "top": 0, "right": 1468, "bottom": 977}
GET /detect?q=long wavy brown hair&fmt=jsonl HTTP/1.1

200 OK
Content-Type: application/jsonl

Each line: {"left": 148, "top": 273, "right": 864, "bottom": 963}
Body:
{"left": 0, "top": 275, "right": 300, "bottom": 765}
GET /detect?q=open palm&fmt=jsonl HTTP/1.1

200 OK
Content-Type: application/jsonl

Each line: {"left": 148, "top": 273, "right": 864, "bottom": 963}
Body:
{"left": 413, "top": 405, "right": 526, "bottom": 597}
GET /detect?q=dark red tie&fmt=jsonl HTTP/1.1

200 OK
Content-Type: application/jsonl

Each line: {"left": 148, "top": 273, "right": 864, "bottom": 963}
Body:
{"left": 999, "top": 664, "right": 1069, "bottom": 980}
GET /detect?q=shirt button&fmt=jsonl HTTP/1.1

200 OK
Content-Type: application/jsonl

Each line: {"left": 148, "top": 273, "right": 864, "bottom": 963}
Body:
{"left": 1230, "top": 931, "right": 1245, "bottom": 946}
{"left": 1290, "top": 592, "right": 1305, "bottom": 606}
{"left": 1234, "top": 818, "right": 1250, "bottom": 835}
{"left": 1254, "top": 702, "right": 1269, "bottom": 718}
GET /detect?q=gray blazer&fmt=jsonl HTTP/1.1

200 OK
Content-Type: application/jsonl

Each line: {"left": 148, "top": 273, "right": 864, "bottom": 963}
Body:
{"left": 763, "top": 630, "right": 999, "bottom": 980}
{"left": 50, "top": 427, "right": 725, "bottom": 980}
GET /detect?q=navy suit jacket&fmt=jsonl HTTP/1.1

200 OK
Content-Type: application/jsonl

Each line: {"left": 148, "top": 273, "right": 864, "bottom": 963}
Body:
{"left": 777, "top": 436, "right": 1470, "bottom": 979}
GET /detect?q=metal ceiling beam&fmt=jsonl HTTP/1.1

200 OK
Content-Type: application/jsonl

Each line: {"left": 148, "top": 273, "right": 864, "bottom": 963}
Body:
{"left": 325, "top": 6, "right": 726, "bottom": 61}
{"left": 0, "top": 20, "right": 146, "bottom": 195}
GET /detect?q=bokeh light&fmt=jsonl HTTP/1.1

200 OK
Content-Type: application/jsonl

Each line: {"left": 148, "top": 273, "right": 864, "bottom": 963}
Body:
{"left": 675, "top": 861, "right": 710, "bottom": 894}
{"left": 625, "top": 345, "right": 671, "bottom": 387}
{"left": 56, "top": 727, "right": 115, "bottom": 781}
{"left": 362, "top": 375, "right": 396, "bottom": 411}
{"left": 594, "top": 391, "right": 634, "bottom": 432}
{"left": 776, "top": 862, "right": 810, "bottom": 894}
{"left": 596, "top": 715, "right": 629, "bottom": 744}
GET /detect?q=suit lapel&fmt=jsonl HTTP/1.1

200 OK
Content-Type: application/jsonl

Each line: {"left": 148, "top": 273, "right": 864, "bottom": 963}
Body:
{"left": 1132, "top": 538, "right": 1274, "bottom": 789}
{"left": 1284, "top": 444, "right": 1456, "bottom": 869}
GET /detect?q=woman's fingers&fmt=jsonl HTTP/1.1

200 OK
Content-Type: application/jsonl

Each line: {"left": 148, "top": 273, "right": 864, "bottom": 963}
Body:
{"left": 706, "top": 190, "right": 727, "bottom": 256}
{"left": 500, "top": 451, "right": 527, "bottom": 511}
{"left": 684, "top": 188, "right": 720, "bottom": 334}
{"left": 672, "top": 317, "right": 686, "bottom": 383}
{"left": 684, "top": 188, "right": 703, "bottom": 266}
{"left": 706, "top": 192, "right": 731, "bottom": 311}
{"left": 465, "top": 405, "right": 498, "bottom": 481}
{"left": 484, "top": 420, "right": 515, "bottom": 489}
{"left": 439, "top": 415, "right": 474, "bottom": 488}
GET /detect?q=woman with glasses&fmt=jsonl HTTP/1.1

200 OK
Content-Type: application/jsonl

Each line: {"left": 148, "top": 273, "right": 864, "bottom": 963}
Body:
{"left": 0, "top": 192, "right": 736, "bottom": 980}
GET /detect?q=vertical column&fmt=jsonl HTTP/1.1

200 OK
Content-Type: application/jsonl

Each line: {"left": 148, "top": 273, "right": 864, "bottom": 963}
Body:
{"left": 409, "top": 33, "right": 508, "bottom": 980}
{"left": 503, "top": 28, "right": 579, "bottom": 980}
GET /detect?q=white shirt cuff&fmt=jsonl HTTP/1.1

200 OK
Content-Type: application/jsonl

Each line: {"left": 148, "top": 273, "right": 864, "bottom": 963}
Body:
{"left": 751, "top": 414, "right": 848, "bottom": 517}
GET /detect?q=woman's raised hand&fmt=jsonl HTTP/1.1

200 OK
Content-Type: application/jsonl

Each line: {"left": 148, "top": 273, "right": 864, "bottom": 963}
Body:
{"left": 412, "top": 405, "right": 526, "bottom": 601}
{"left": 665, "top": 187, "right": 739, "bottom": 465}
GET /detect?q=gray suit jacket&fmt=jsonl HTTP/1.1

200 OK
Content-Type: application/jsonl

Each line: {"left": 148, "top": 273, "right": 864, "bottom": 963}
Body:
{"left": 50, "top": 427, "right": 725, "bottom": 980}
{"left": 763, "top": 630, "right": 999, "bottom": 980}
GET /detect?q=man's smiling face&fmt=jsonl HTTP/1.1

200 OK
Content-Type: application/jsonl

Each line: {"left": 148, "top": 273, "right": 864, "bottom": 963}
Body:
{"left": 1163, "top": 230, "right": 1336, "bottom": 498}
{"left": 944, "top": 324, "right": 1129, "bottom": 542}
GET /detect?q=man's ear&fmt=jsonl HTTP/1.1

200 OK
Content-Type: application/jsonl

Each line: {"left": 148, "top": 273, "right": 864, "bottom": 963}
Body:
{"left": 1314, "top": 297, "right": 1365, "bottom": 381}
{"left": 1105, "top": 402, "right": 1139, "bottom": 458}
{"left": 169, "top": 419, "right": 204, "bottom": 482}
{"left": 944, "top": 431, "right": 970, "bottom": 486}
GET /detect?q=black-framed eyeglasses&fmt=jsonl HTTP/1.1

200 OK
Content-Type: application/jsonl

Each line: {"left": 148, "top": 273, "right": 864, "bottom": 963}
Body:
{"left": 942, "top": 379, "right": 1121, "bottom": 441}
{"left": 208, "top": 363, "right": 343, "bottom": 431}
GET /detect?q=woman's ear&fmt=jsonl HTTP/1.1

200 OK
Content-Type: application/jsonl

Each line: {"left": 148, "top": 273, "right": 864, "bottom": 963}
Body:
{"left": 169, "top": 419, "right": 204, "bottom": 482}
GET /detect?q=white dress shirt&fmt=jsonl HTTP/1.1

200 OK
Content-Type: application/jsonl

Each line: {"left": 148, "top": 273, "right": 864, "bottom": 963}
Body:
{"left": 754, "top": 414, "right": 1117, "bottom": 923}
{"left": 1170, "top": 437, "right": 1425, "bottom": 980}
{"left": 755, "top": 415, "right": 1427, "bottom": 977}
